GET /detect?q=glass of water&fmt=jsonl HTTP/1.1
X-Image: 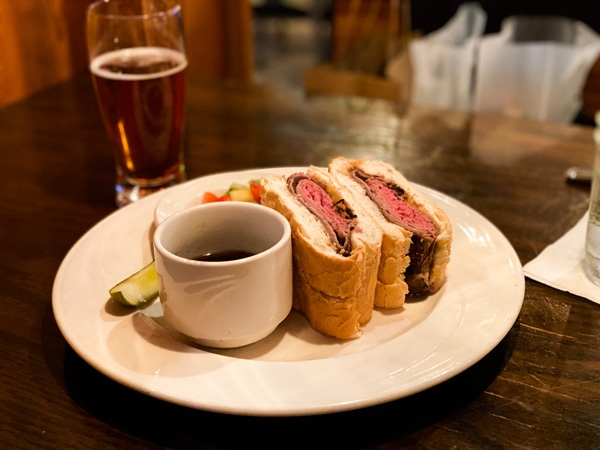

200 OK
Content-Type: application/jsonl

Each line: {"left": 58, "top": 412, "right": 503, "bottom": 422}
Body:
{"left": 584, "top": 111, "right": 600, "bottom": 285}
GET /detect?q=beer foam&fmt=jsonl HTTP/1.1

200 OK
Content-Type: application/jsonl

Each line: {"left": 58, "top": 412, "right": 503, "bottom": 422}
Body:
{"left": 90, "top": 47, "right": 187, "bottom": 81}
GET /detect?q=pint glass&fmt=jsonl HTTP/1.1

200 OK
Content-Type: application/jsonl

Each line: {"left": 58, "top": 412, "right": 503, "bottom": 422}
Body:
{"left": 87, "top": 0, "right": 187, "bottom": 207}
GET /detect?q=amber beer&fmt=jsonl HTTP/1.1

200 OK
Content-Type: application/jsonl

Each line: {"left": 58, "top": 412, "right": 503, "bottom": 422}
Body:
{"left": 90, "top": 46, "right": 187, "bottom": 200}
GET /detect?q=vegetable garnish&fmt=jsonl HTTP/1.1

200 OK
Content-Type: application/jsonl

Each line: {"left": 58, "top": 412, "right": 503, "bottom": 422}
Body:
{"left": 108, "top": 261, "right": 158, "bottom": 306}
{"left": 202, "top": 180, "right": 261, "bottom": 204}
{"left": 202, "top": 192, "right": 231, "bottom": 204}
{"left": 250, "top": 181, "right": 261, "bottom": 203}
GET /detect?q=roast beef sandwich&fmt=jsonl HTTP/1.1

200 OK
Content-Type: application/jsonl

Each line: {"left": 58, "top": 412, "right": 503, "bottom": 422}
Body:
{"left": 260, "top": 166, "right": 382, "bottom": 339}
{"left": 328, "top": 157, "right": 452, "bottom": 308}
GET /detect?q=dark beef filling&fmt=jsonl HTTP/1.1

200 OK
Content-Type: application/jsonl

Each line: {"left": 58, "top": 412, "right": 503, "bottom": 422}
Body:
{"left": 287, "top": 173, "right": 356, "bottom": 256}
{"left": 352, "top": 169, "right": 439, "bottom": 293}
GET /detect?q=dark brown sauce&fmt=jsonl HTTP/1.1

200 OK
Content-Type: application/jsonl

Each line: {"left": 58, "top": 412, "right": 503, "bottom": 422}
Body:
{"left": 190, "top": 250, "right": 255, "bottom": 262}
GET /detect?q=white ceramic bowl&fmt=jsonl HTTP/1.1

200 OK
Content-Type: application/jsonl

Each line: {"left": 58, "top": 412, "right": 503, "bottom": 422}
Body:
{"left": 153, "top": 202, "right": 293, "bottom": 348}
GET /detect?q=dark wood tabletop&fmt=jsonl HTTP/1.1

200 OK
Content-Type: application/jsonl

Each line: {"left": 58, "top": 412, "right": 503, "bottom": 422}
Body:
{"left": 1, "top": 72, "right": 599, "bottom": 449}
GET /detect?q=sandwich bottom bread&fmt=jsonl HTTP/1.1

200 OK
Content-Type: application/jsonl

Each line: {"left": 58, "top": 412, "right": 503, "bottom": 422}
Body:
{"left": 261, "top": 166, "right": 381, "bottom": 339}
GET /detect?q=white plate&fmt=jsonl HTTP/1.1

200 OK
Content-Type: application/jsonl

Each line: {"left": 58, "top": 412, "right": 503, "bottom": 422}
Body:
{"left": 53, "top": 168, "right": 524, "bottom": 417}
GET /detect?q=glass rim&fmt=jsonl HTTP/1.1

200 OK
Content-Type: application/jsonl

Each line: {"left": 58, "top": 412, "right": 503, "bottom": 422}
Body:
{"left": 88, "top": 0, "right": 182, "bottom": 20}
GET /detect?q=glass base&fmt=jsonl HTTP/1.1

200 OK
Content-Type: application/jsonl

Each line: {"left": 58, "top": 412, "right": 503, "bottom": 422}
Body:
{"left": 584, "top": 253, "right": 600, "bottom": 287}
{"left": 115, "top": 170, "right": 185, "bottom": 207}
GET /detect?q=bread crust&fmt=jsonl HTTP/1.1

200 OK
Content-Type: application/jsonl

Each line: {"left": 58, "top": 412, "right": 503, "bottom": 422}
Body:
{"left": 329, "top": 157, "right": 452, "bottom": 302}
{"left": 260, "top": 169, "right": 381, "bottom": 338}
{"left": 293, "top": 267, "right": 362, "bottom": 340}
{"left": 328, "top": 158, "right": 410, "bottom": 307}
{"left": 259, "top": 157, "right": 452, "bottom": 338}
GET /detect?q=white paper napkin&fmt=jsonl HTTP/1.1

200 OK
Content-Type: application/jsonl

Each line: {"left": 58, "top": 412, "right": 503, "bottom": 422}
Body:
{"left": 523, "top": 212, "right": 600, "bottom": 304}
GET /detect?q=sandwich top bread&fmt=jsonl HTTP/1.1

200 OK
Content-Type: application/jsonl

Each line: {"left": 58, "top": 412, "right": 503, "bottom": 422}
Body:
{"left": 260, "top": 158, "right": 452, "bottom": 339}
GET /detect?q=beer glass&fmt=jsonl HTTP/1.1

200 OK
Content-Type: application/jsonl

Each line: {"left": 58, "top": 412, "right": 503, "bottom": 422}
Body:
{"left": 87, "top": 0, "right": 187, "bottom": 207}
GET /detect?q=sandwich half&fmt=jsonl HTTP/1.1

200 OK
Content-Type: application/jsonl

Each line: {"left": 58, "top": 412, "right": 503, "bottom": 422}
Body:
{"left": 260, "top": 166, "right": 382, "bottom": 339}
{"left": 329, "top": 157, "right": 452, "bottom": 308}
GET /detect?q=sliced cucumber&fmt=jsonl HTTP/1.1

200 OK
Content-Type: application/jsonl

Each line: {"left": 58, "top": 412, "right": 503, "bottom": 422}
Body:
{"left": 109, "top": 261, "right": 159, "bottom": 306}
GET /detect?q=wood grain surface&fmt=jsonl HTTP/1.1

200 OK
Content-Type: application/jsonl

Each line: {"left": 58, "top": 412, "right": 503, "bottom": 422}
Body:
{"left": 0, "top": 73, "right": 598, "bottom": 449}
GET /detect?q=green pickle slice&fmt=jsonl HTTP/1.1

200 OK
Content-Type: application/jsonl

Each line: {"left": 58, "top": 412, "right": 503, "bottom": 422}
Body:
{"left": 109, "top": 261, "right": 159, "bottom": 306}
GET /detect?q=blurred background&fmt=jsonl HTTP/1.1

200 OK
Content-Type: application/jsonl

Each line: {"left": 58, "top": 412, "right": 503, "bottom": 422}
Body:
{"left": 1, "top": 0, "right": 599, "bottom": 123}
{"left": 252, "top": 0, "right": 600, "bottom": 124}
{"left": 253, "top": 0, "right": 600, "bottom": 86}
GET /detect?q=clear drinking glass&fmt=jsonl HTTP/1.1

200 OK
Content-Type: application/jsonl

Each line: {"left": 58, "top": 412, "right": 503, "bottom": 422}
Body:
{"left": 87, "top": 0, "right": 187, "bottom": 207}
{"left": 584, "top": 111, "right": 600, "bottom": 285}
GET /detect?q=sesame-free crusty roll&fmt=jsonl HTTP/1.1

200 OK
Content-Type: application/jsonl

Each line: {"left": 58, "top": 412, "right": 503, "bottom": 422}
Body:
{"left": 329, "top": 157, "right": 452, "bottom": 308}
{"left": 261, "top": 166, "right": 381, "bottom": 339}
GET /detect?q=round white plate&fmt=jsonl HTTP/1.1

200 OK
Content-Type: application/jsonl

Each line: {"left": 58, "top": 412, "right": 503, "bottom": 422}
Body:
{"left": 53, "top": 168, "right": 524, "bottom": 417}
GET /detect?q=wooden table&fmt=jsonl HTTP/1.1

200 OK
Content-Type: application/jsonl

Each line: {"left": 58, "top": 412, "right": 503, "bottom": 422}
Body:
{"left": 1, "top": 73, "right": 599, "bottom": 449}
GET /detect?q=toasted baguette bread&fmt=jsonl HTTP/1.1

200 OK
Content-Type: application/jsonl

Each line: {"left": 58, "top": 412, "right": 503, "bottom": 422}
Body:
{"left": 329, "top": 157, "right": 452, "bottom": 307}
{"left": 260, "top": 166, "right": 381, "bottom": 339}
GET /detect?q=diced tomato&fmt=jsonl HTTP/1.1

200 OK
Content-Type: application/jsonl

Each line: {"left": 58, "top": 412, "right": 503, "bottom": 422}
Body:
{"left": 202, "top": 191, "right": 231, "bottom": 203}
{"left": 249, "top": 182, "right": 261, "bottom": 204}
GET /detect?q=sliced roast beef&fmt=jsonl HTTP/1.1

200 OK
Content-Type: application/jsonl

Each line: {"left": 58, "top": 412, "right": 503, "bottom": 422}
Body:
{"left": 287, "top": 173, "right": 356, "bottom": 256}
{"left": 352, "top": 169, "right": 439, "bottom": 294}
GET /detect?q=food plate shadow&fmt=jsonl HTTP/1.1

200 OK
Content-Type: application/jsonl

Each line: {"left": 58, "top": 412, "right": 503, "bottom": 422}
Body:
{"left": 60, "top": 321, "right": 519, "bottom": 449}
{"left": 314, "top": 323, "right": 520, "bottom": 447}
{"left": 104, "top": 296, "right": 157, "bottom": 318}
{"left": 135, "top": 311, "right": 286, "bottom": 357}
{"left": 137, "top": 307, "right": 353, "bottom": 361}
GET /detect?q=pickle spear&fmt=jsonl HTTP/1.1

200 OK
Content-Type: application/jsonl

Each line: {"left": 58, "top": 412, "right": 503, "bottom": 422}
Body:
{"left": 109, "top": 261, "right": 159, "bottom": 306}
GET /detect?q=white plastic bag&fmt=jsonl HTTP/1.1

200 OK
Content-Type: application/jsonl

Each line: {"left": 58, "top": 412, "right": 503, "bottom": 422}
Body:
{"left": 474, "top": 16, "right": 600, "bottom": 123}
{"left": 405, "top": 2, "right": 487, "bottom": 111}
